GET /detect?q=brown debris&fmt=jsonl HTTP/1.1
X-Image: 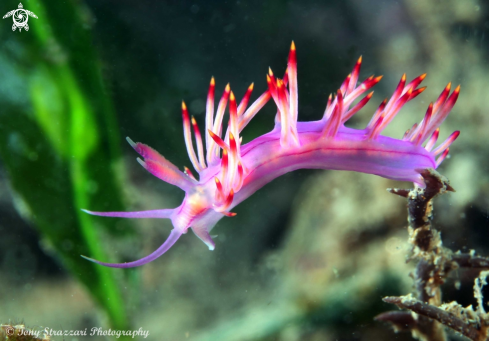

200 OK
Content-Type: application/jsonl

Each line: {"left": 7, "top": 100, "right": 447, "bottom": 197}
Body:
{"left": 376, "top": 168, "right": 489, "bottom": 341}
{"left": 382, "top": 296, "right": 482, "bottom": 340}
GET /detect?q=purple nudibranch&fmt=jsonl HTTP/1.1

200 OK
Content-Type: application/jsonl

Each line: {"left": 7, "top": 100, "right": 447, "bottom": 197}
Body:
{"left": 81, "top": 42, "right": 460, "bottom": 268}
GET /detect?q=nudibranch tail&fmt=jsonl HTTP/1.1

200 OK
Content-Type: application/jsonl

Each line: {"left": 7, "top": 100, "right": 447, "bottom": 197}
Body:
{"left": 82, "top": 41, "right": 461, "bottom": 267}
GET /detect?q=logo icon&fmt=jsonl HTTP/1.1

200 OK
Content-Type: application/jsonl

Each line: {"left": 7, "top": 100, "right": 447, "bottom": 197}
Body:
{"left": 3, "top": 3, "right": 38, "bottom": 32}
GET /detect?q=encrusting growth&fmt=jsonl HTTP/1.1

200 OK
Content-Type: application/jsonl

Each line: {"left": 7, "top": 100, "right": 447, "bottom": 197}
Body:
{"left": 376, "top": 170, "right": 489, "bottom": 341}
{"left": 81, "top": 42, "right": 460, "bottom": 268}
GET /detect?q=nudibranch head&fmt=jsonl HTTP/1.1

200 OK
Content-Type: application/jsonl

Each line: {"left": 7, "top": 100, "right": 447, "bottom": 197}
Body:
{"left": 81, "top": 42, "right": 460, "bottom": 268}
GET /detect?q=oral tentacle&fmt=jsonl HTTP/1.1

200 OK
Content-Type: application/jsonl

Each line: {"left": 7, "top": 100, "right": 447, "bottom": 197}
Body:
{"left": 81, "top": 208, "right": 174, "bottom": 219}
{"left": 81, "top": 229, "right": 182, "bottom": 268}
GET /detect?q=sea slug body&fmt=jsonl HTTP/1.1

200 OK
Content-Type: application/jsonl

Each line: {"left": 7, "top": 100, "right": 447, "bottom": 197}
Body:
{"left": 82, "top": 42, "right": 460, "bottom": 268}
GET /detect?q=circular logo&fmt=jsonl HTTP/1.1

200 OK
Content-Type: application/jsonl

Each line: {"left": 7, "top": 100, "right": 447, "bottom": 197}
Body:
{"left": 3, "top": 3, "right": 38, "bottom": 32}
{"left": 13, "top": 9, "right": 27, "bottom": 27}
{"left": 4, "top": 325, "right": 15, "bottom": 336}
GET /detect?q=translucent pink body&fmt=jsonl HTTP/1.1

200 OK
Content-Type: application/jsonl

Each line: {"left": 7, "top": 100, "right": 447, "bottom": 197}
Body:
{"left": 82, "top": 43, "right": 460, "bottom": 267}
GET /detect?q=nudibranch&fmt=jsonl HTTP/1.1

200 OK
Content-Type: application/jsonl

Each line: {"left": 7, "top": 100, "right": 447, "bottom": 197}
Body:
{"left": 82, "top": 42, "right": 460, "bottom": 268}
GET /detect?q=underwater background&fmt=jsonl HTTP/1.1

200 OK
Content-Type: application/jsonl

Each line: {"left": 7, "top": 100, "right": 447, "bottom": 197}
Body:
{"left": 0, "top": 0, "right": 488, "bottom": 340}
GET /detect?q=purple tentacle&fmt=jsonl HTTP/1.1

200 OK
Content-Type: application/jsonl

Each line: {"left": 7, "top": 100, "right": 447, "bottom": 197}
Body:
{"left": 80, "top": 229, "right": 182, "bottom": 268}
{"left": 81, "top": 208, "right": 174, "bottom": 219}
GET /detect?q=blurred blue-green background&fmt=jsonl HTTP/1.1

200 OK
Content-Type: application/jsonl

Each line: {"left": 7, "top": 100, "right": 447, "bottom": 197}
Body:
{"left": 0, "top": 1, "right": 488, "bottom": 340}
